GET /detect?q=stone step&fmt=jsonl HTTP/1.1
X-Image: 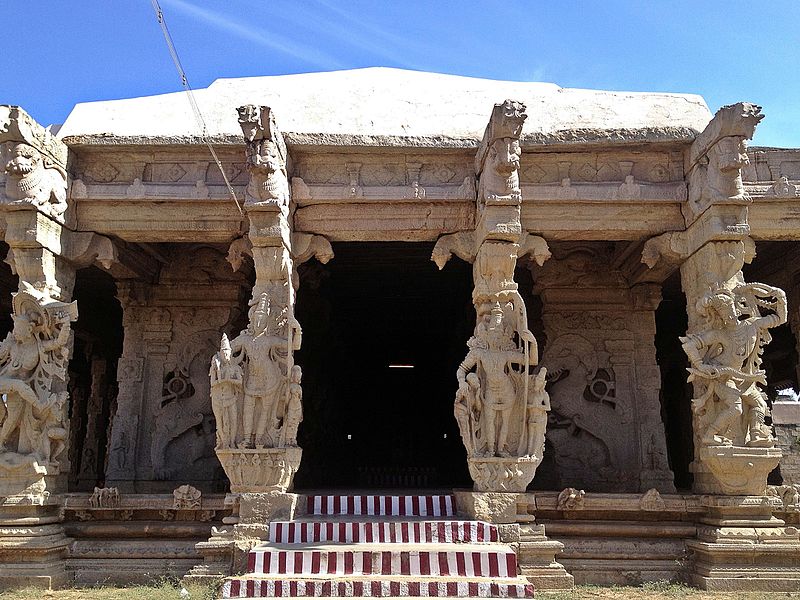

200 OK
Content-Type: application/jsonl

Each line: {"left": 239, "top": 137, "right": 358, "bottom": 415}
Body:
{"left": 222, "top": 576, "right": 533, "bottom": 598}
{"left": 269, "top": 520, "right": 499, "bottom": 545}
{"left": 305, "top": 494, "right": 456, "bottom": 517}
{"left": 247, "top": 542, "right": 517, "bottom": 577}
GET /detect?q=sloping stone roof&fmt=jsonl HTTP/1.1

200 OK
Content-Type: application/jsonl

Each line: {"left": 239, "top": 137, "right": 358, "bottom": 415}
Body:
{"left": 58, "top": 67, "right": 712, "bottom": 148}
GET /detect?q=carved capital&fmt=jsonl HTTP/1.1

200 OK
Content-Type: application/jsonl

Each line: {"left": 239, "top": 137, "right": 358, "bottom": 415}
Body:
{"left": 685, "top": 102, "right": 763, "bottom": 221}
{"left": 237, "top": 105, "right": 290, "bottom": 211}
{"left": 0, "top": 106, "right": 70, "bottom": 223}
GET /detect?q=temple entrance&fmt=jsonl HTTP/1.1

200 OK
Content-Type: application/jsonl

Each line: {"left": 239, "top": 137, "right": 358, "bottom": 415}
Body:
{"left": 294, "top": 242, "right": 474, "bottom": 489}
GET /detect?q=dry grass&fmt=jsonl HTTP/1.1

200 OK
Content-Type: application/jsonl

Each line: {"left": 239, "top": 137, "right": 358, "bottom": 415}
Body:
{"left": 1, "top": 582, "right": 799, "bottom": 599}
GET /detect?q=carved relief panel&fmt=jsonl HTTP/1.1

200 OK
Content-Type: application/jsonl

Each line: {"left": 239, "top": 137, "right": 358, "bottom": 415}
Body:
{"left": 532, "top": 243, "right": 675, "bottom": 493}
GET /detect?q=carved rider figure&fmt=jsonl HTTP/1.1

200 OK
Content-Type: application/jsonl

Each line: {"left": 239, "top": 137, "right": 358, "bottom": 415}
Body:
{"left": 209, "top": 333, "right": 243, "bottom": 449}
{"left": 681, "top": 283, "right": 786, "bottom": 447}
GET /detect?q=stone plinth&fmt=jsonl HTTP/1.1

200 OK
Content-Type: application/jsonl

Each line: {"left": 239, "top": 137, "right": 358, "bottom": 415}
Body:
{"left": 0, "top": 495, "right": 69, "bottom": 589}
{"left": 688, "top": 495, "right": 800, "bottom": 591}
{"left": 216, "top": 447, "right": 302, "bottom": 494}
{"left": 455, "top": 490, "right": 573, "bottom": 590}
{"left": 694, "top": 446, "right": 781, "bottom": 495}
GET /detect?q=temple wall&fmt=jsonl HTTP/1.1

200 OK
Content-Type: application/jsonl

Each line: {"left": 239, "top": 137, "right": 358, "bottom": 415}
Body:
{"left": 106, "top": 245, "right": 250, "bottom": 493}
{"left": 532, "top": 244, "right": 674, "bottom": 493}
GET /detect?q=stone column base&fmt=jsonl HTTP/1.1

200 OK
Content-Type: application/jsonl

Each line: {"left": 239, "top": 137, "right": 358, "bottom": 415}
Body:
{"left": 688, "top": 495, "right": 800, "bottom": 591}
{"left": 0, "top": 495, "right": 69, "bottom": 589}
{"left": 518, "top": 522, "right": 574, "bottom": 590}
{"left": 185, "top": 491, "right": 299, "bottom": 584}
{"left": 454, "top": 490, "right": 573, "bottom": 590}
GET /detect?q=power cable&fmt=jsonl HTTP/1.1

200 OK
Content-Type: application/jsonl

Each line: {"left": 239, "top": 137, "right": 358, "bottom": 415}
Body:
{"left": 149, "top": 0, "right": 243, "bottom": 214}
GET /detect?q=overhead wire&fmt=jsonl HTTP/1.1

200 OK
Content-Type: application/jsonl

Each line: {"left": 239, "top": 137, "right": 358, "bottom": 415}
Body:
{"left": 148, "top": 0, "right": 243, "bottom": 214}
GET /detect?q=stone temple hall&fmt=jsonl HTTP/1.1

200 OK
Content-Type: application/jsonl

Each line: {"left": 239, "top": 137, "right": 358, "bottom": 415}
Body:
{"left": 0, "top": 68, "right": 799, "bottom": 595}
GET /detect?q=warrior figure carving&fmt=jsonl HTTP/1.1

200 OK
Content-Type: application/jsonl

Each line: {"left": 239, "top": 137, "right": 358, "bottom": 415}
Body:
{"left": 0, "top": 283, "right": 76, "bottom": 466}
{"left": 681, "top": 283, "right": 786, "bottom": 448}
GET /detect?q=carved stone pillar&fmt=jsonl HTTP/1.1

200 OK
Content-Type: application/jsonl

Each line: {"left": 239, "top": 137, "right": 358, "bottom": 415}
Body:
{"left": 0, "top": 107, "right": 77, "bottom": 587}
{"left": 433, "top": 100, "right": 551, "bottom": 493}
{"left": 433, "top": 100, "right": 572, "bottom": 591}
{"left": 644, "top": 102, "right": 800, "bottom": 591}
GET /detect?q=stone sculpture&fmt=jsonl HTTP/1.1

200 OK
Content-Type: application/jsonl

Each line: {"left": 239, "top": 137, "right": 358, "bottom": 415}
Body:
{"left": 681, "top": 283, "right": 786, "bottom": 449}
{"left": 237, "top": 104, "right": 289, "bottom": 209}
{"left": 436, "top": 100, "right": 551, "bottom": 492}
{"left": 685, "top": 102, "right": 763, "bottom": 219}
{"left": 3, "top": 142, "right": 68, "bottom": 219}
{"left": 210, "top": 333, "right": 242, "bottom": 449}
{"left": 0, "top": 282, "right": 77, "bottom": 495}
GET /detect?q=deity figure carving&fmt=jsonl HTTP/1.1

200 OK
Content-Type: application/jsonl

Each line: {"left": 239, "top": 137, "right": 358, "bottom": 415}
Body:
{"left": 279, "top": 365, "right": 303, "bottom": 448}
{"left": 686, "top": 103, "right": 763, "bottom": 218}
{"left": 681, "top": 283, "right": 786, "bottom": 449}
{"left": 216, "top": 293, "right": 301, "bottom": 450}
{"left": 3, "top": 142, "right": 68, "bottom": 219}
{"left": 0, "top": 283, "right": 77, "bottom": 477}
{"left": 237, "top": 105, "right": 289, "bottom": 209}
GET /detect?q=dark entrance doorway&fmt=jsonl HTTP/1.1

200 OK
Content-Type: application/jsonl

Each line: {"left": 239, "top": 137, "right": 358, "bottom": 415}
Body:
{"left": 294, "top": 242, "right": 474, "bottom": 489}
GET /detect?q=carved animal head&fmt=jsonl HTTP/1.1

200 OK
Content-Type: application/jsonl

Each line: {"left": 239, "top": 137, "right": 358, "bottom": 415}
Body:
{"left": 5, "top": 143, "right": 42, "bottom": 177}
{"left": 488, "top": 138, "right": 521, "bottom": 177}
{"left": 541, "top": 334, "right": 598, "bottom": 383}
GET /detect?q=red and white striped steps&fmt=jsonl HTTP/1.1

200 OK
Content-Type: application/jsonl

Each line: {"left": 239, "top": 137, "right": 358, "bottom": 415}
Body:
{"left": 306, "top": 494, "right": 455, "bottom": 517}
{"left": 220, "top": 494, "right": 533, "bottom": 599}
{"left": 269, "top": 519, "right": 499, "bottom": 544}
{"left": 222, "top": 577, "right": 532, "bottom": 598}
{"left": 247, "top": 542, "right": 517, "bottom": 577}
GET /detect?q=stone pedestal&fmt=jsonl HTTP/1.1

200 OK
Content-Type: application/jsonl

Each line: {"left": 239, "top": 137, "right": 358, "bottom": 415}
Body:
{"left": 688, "top": 495, "right": 800, "bottom": 591}
{"left": 693, "top": 446, "right": 781, "bottom": 495}
{"left": 216, "top": 448, "right": 302, "bottom": 494}
{"left": 454, "top": 490, "right": 573, "bottom": 590}
{"left": 0, "top": 495, "right": 70, "bottom": 589}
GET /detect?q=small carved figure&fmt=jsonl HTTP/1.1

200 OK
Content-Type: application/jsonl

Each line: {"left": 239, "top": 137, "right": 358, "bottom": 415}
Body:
{"left": 279, "top": 365, "right": 303, "bottom": 447}
{"left": 3, "top": 143, "right": 68, "bottom": 218}
{"left": 209, "top": 334, "right": 243, "bottom": 449}
{"left": 173, "top": 484, "right": 202, "bottom": 509}
{"left": 89, "top": 486, "right": 120, "bottom": 509}
{"left": 525, "top": 368, "right": 550, "bottom": 458}
{"left": 681, "top": 283, "right": 786, "bottom": 448}
{"left": 556, "top": 487, "right": 586, "bottom": 510}
{"left": 0, "top": 284, "right": 76, "bottom": 465}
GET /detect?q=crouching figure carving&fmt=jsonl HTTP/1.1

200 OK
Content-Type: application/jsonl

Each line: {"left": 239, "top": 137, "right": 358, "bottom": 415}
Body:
{"left": 681, "top": 282, "right": 785, "bottom": 494}
{"left": 0, "top": 283, "right": 77, "bottom": 496}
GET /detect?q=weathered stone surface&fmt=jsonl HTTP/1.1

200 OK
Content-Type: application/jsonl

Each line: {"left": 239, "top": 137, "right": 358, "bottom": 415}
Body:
{"left": 454, "top": 490, "right": 519, "bottom": 523}
{"left": 57, "top": 68, "right": 712, "bottom": 148}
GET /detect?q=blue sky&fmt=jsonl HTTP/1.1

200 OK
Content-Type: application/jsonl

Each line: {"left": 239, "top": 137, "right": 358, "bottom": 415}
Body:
{"left": 2, "top": 1, "right": 798, "bottom": 147}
